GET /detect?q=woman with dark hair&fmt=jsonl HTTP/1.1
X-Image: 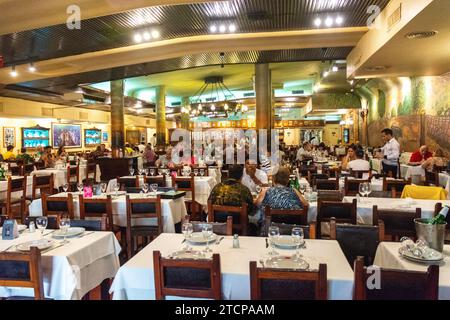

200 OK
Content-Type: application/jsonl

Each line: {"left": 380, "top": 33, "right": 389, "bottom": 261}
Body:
{"left": 341, "top": 144, "right": 357, "bottom": 170}
{"left": 56, "top": 146, "right": 67, "bottom": 160}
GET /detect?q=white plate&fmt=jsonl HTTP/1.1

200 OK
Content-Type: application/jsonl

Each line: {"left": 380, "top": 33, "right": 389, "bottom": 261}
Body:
{"left": 398, "top": 247, "right": 444, "bottom": 263}
{"left": 53, "top": 227, "right": 85, "bottom": 238}
{"left": 272, "top": 235, "right": 305, "bottom": 250}
{"left": 107, "top": 191, "right": 126, "bottom": 196}
{"left": 16, "top": 239, "right": 54, "bottom": 252}
{"left": 167, "top": 250, "right": 208, "bottom": 260}
{"left": 186, "top": 232, "right": 218, "bottom": 245}
{"left": 265, "top": 256, "right": 309, "bottom": 270}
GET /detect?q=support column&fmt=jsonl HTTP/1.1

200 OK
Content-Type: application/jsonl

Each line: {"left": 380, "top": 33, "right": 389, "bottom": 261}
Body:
{"left": 110, "top": 79, "right": 125, "bottom": 158}
{"left": 155, "top": 85, "right": 166, "bottom": 146}
{"left": 360, "top": 109, "right": 369, "bottom": 146}
{"left": 255, "top": 63, "right": 272, "bottom": 149}
{"left": 180, "top": 96, "right": 191, "bottom": 130}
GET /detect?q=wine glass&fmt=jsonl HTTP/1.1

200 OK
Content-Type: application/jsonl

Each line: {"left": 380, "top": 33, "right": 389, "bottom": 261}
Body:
{"left": 141, "top": 183, "right": 149, "bottom": 197}
{"left": 138, "top": 169, "right": 144, "bottom": 176}
{"left": 359, "top": 183, "right": 366, "bottom": 203}
{"left": 113, "top": 183, "right": 120, "bottom": 197}
{"left": 268, "top": 226, "right": 280, "bottom": 256}
{"left": 36, "top": 216, "right": 48, "bottom": 237}
{"left": 150, "top": 169, "right": 155, "bottom": 176}
{"left": 150, "top": 183, "right": 158, "bottom": 196}
{"left": 77, "top": 183, "right": 84, "bottom": 193}
{"left": 291, "top": 227, "right": 304, "bottom": 260}
{"left": 365, "top": 182, "right": 372, "bottom": 201}
{"left": 129, "top": 167, "right": 135, "bottom": 176}
{"left": 100, "top": 182, "right": 107, "bottom": 194}
{"left": 194, "top": 168, "right": 198, "bottom": 176}
{"left": 59, "top": 216, "right": 71, "bottom": 244}
{"left": 62, "top": 183, "right": 69, "bottom": 193}
{"left": 199, "top": 168, "right": 205, "bottom": 176}
{"left": 182, "top": 222, "right": 193, "bottom": 250}
{"left": 299, "top": 184, "right": 306, "bottom": 195}
{"left": 202, "top": 223, "right": 213, "bottom": 254}
{"left": 144, "top": 168, "right": 149, "bottom": 176}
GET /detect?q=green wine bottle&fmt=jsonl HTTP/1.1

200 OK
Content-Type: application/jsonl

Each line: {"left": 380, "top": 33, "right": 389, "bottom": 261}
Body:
{"left": 430, "top": 205, "right": 449, "bottom": 225}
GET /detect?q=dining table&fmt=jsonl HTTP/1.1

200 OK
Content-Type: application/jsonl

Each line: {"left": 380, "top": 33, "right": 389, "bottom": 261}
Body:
{"left": 0, "top": 175, "right": 34, "bottom": 200}
{"left": 0, "top": 228, "right": 121, "bottom": 300}
{"left": 110, "top": 233, "right": 354, "bottom": 300}
{"left": 31, "top": 163, "right": 102, "bottom": 189}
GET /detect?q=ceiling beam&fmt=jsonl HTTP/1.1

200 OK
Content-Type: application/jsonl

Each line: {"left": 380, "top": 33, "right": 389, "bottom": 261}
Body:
{"left": 0, "top": 27, "right": 367, "bottom": 85}
{"left": 0, "top": 0, "right": 222, "bottom": 35}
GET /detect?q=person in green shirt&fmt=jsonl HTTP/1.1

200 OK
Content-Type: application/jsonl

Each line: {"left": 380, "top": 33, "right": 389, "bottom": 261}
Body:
{"left": 16, "top": 148, "right": 34, "bottom": 164}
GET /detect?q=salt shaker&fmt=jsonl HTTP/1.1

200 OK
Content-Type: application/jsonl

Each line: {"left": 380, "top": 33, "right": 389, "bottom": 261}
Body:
{"left": 29, "top": 221, "right": 36, "bottom": 233}
{"left": 232, "top": 234, "right": 240, "bottom": 248}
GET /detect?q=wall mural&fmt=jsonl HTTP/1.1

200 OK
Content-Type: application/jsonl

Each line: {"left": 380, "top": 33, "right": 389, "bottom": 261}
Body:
{"left": 362, "top": 74, "right": 450, "bottom": 156}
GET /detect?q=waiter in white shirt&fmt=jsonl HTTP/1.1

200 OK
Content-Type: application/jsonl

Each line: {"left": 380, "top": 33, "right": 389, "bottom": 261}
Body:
{"left": 241, "top": 159, "right": 268, "bottom": 193}
{"left": 380, "top": 128, "right": 400, "bottom": 178}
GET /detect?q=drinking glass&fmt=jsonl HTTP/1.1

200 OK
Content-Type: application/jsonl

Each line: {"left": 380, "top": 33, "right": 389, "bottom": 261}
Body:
{"left": 291, "top": 227, "right": 304, "bottom": 259}
{"left": 194, "top": 169, "right": 199, "bottom": 176}
{"left": 129, "top": 167, "right": 135, "bottom": 176}
{"left": 359, "top": 183, "right": 366, "bottom": 203}
{"left": 138, "top": 169, "right": 144, "bottom": 176}
{"left": 268, "top": 226, "right": 280, "bottom": 256}
{"left": 200, "top": 168, "right": 205, "bottom": 176}
{"left": 113, "top": 183, "right": 120, "bottom": 197}
{"left": 299, "top": 184, "right": 306, "bottom": 195}
{"left": 36, "top": 216, "right": 48, "bottom": 237}
{"left": 150, "top": 183, "right": 158, "bottom": 196}
{"left": 150, "top": 169, "right": 155, "bottom": 176}
{"left": 202, "top": 223, "right": 213, "bottom": 253}
{"left": 62, "top": 183, "right": 69, "bottom": 193}
{"left": 100, "top": 182, "right": 107, "bottom": 194}
{"left": 182, "top": 222, "right": 193, "bottom": 250}
{"left": 59, "top": 216, "right": 71, "bottom": 244}
{"left": 365, "top": 182, "right": 372, "bottom": 200}
{"left": 144, "top": 168, "right": 149, "bottom": 176}
{"left": 141, "top": 183, "right": 149, "bottom": 197}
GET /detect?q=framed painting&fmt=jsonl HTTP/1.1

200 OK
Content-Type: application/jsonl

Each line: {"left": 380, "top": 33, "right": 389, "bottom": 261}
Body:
{"left": 52, "top": 123, "right": 82, "bottom": 148}
{"left": 102, "top": 131, "right": 109, "bottom": 142}
{"left": 3, "top": 127, "right": 15, "bottom": 148}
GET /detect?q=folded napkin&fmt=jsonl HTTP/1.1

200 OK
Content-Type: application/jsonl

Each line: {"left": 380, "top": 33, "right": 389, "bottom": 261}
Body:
{"left": 401, "top": 185, "right": 448, "bottom": 200}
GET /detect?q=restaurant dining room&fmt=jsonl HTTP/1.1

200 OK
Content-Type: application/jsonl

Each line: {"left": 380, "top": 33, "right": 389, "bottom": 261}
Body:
{"left": 0, "top": 0, "right": 450, "bottom": 314}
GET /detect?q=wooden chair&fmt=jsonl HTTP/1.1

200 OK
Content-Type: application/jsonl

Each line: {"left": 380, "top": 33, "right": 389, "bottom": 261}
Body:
{"left": 425, "top": 169, "right": 440, "bottom": 186}
{"left": 316, "top": 179, "right": 339, "bottom": 191}
{"left": 190, "top": 216, "right": 233, "bottom": 236}
{"left": 344, "top": 177, "right": 369, "bottom": 196}
{"left": 264, "top": 206, "right": 308, "bottom": 227}
{"left": 316, "top": 199, "right": 357, "bottom": 239}
{"left": 324, "top": 167, "right": 341, "bottom": 178}
{"left": 250, "top": 261, "right": 327, "bottom": 300}
{"left": 22, "top": 163, "right": 36, "bottom": 176}
{"left": 70, "top": 217, "right": 107, "bottom": 231}
{"left": 207, "top": 201, "right": 248, "bottom": 236}
{"left": 34, "top": 161, "right": 45, "bottom": 170}
{"left": 153, "top": 250, "right": 221, "bottom": 300}
{"left": 125, "top": 195, "right": 163, "bottom": 259}
{"left": 330, "top": 218, "right": 384, "bottom": 267}
{"left": 317, "top": 190, "right": 343, "bottom": 202}
{"left": 372, "top": 205, "right": 421, "bottom": 241}
{"left": 382, "top": 177, "right": 411, "bottom": 198}
{"left": 349, "top": 169, "right": 372, "bottom": 179}
{"left": 172, "top": 175, "right": 199, "bottom": 220}
{"left": 3, "top": 177, "right": 28, "bottom": 222}
{"left": 8, "top": 163, "right": 22, "bottom": 176}
{"left": 0, "top": 214, "right": 7, "bottom": 227}
{"left": 79, "top": 195, "right": 113, "bottom": 231}
{"left": 0, "top": 247, "right": 45, "bottom": 300}
{"left": 308, "top": 172, "right": 329, "bottom": 186}
{"left": 66, "top": 165, "right": 79, "bottom": 191}
{"left": 354, "top": 257, "right": 439, "bottom": 300}
{"left": 30, "top": 173, "right": 54, "bottom": 200}
{"left": 85, "top": 162, "right": 97, "bottom": 182}
{"left": 24, "top": 215, "right": 60, "bottom": 230}
{"left": 41, "top": 193, "right": 75, "bottom": 219}
{"left": 118, "top": 176, "right": 140, "bottom": 190}
{"left": 145, "top": 175, "right": 166, "bottom": 187}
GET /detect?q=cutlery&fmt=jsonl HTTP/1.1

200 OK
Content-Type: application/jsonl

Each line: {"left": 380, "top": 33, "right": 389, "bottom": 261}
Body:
{"left": 42, "top": 242, "right": 65, "bottom": 254}
{"left": 265, "top": 238, "right": 269, "bottom": 248}
{"left": 215, "top": 236, "right": 224, "bottom": 245}
{"left": 78, "top": 231, "right": 95, "bottom": 238}
{"left": 181, "top": 239, "right": 186, "bottom": 244}
{"left": 44, "top": 230, "right": 56, "bottom": 237}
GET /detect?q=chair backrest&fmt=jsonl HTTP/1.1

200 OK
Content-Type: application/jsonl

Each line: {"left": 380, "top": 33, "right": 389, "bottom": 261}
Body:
{"left": 382, "top": 178, "right": 411, "bottom": 198}
{"left": 145, "top": 175, "right": 166, "bottom": 187}
{"left": 265, "top": 222, "right": 316, "bottom": 239}
{"left": 118, "top": 176, "right": 139, "bottom": 189}
{"left": 425, "top": 170, "right": 439, "bottom": 186}
{"left": 190, "top": 216, "right": 233, "bottom": 236}
{"left": 41, "top": 193, "right": 75, "bottom": 219}
{"left": 308, "top": 173, "right": 330, "bottom": 186}
{"left": 264, "top": 206, "right": 308, "bottom": 226}
{"left": 324, "top": 167, "right": 341, "bottom": 178}
{"left": 126, "top": 195, "right": 163, "bottom": 234}
{"left": 6, "top": 177, "right": 27, "bottom": 220}
{"left": 316, "top": 199, "right": 357, "bottom": 238}
{"left": 207, "top": 201, "right": 248, "bottom": 235}
{"left": 0, "top": 247, "right": 44, "bottom": 300}
{"left": 330, "top": 218, "right": 383, "bottom": 267}
{"left": 317, "top": 190, "right": 343, "bottom": 202}
{"left": 67, "top": 165, "right": 79, "bottom": 184}
{"left": 70, "top": 218, "right": 107, "bottom": 231}
{"left": 172, "top": 175, "right": 195, "bottom": 202}
{"left": 153, "top": 250, "right": 221, "bottom": 300}
{"left": 34, "top": 161, "right": 45, "bottom": 170}
{"left": 79, "top": 195, "right": 113, "bottom": 231}
{"left": 372, "top": 205, "right": 421, "bottom": 240}
{"left": 9, "top": 164, "right": 22, "bottom": 176}
{"left": 349, "top": 169, "right": 371, "bottom": 179}
{"left": 32, "top": 173, "right": 54, "bottom": 200}
{"left": 344, "top": 177, "right": 369, "bottom": 196}
{"left": 354, "top": 257, "right": 439, "bottom": 300}
{"left": 23, "top": 163, "right": 36, "bottom": 176}
{"left": 316, "top": 179, "right": 339, "bottom": 191}
{"left": 250, "top": 261, "right": 327, "bottom": 300}
{"left": 25, "top": 215, "right": 60, "bottom": 230}
{"left": 0, "top": 215, "right": 7, "bottom": 227}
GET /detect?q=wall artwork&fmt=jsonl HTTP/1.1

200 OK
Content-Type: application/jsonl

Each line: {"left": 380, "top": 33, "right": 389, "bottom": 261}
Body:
{"left": 52, "top": 123, "right": 82, "bottom": 148}
{"left": 102, "top": 131, "right": 109, "bottom": 142}
{"left": 3, "top": 127, "right": 15, "bottom": 148}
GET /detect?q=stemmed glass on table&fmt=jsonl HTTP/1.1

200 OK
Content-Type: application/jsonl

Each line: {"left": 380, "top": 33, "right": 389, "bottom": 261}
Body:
{"left": 365, "top": 182, "right": 372, "bottom": 201}
{"left": 182, "top": 222, "right": 193, "bottom": 251}
{"left": 141, "top": 183, "right": 149, "bottom": 197}
{"left": 113, "top": 183, "right": 120, "bottom": 197}
{"left": 129, "top": 167, "right": 135, "bottom": 176}
{"left": 36, "top": 216, "right": 48, "bottom": 237}
{"left": 359, "top": 183, "right": 367, "bottom": 203}
{"left": 77, "top": 183, "right": 84, "bottom": 194}
{"left": 59, "top": 216, "right": 71, "bottom": 244}
{"left": 62, "top": 183, "right": 69, "bottom": 193}
{"left": 199, "top": 168, "right": 205, "bottom": 177}
{"left": 291, "top": 227, "right": 304, "bottom": 260}
{"left": 100, "top": 182, "right": 107, "bottom": 194}
{"left": 268, "top": 225, "right": 280, "bottom": 256}
{"left": 150, "top": 169, "right": 155, "bottom": 176}
{"left": 299, "top": 184, "right": 306, "bottom": 195}
{"left": 150, "top": 183, "right": 158, "bottom": 196}
{"left": 202, "top": 223, "right": 213, "bottom": 254}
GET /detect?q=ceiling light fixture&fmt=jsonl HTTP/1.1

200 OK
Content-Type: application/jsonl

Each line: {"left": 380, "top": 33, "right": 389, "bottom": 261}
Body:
{"left": 228, "top": 24, "right": 236, "bottom": 32}
{"left": 336, "top": 16, "right": 343, "bottom": 25}
{"left": 219, "top": 25, "right": 226, "bottom": 33}
{"left": 210, "top": 104, "right": 216, "bottom": 111}
{"left": 332, "top": 66, "right": 338, "bottom": 72}
{"left": 314, "top": 18, "right": 322, "bottom": 27}
{"left": 325, "top": 17, "right": 333, "bottom": 27}
{"left": 210, "top": 25, "right": 217, "bottom": 33}
{"left": 134, "top": 33, "right": 143, "bottom": 43}
{"left": 143, "top": 31, "right": 151, "bottom": 41}
{"left": 10, "top": 65, "right": 18, "bottom": 77}
{"left": 151, "top": 30, "right": 160, "bottom": 39}
{"left": 28, "top": 62, "right": 36, "bottom": 72}
{"left": 323, "top": 71, "right": 329, "bottom": 77}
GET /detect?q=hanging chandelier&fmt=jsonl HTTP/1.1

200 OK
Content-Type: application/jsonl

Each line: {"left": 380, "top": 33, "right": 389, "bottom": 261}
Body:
{"left": 183, "top": 76, "right": 244, "bottom": 118}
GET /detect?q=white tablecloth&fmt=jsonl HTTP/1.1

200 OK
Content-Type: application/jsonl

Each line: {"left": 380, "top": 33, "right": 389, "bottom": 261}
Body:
{"left": 28, "top": 192, "right": 187, "bottom": 233}
{"left": 0, "top": 230, "right": 121, "bottom": 300}
{"left": 110, "top": 233, "right": 354, "bottom": 300}
{"left": 374, "top": 242, "right": 450, "bottom": 300}
{"left": 31, "top": 165, "right": 101, "bottom": 189}
{"left": 0, "top": 176, "right": 34, "bottom": 201}
{"left": 336, "top": 177, "right": 383, "bottom": 192}
{"left": 404, "top": 165, "right": 426, "bottom": 180}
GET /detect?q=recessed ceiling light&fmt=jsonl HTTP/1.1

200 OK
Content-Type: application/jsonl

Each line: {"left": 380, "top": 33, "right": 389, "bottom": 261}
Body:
{"left": 314, "top": 18, "right": 322, "bottom": 27}
{"left": 323, "top": 71, "right": 329, "bottom": 77}
{"left": 224, "top": 103, "right": 229, "bottom": 110}
{"left": 405, "top": 31, "right": 438, "bottom": 39}
{"left": 10, "top": 66, "right": 18, "bottom": 77}
{"left": 134, "top": 33, "right": 143, "bottom": 43}
{"left": 332, "top": 66, "right": 339, "bottom": 72}
{"left": 325, "top": 17, "right": 333, "bottom": 27}
{"left": 151, "top": 30, "right": 160, "bottom": 39}
{"left": 210, "top": 104, "right": 216, "bottom": 111}
{"left": 336, "top": 16, "right": 343, "bottom": 25}
{"left": 228, "top": 24, "right": 236, "bottom": 32}
{"left": 143, "top": 31, "right": 151, "bottom": 41}
{"left": 219, "top": 25, "right": 226, "bottom": 33}
{"left": 28, "top": 62, "right": 36, "bottom": 72}
{"left": 210, "top": 25, "right": 217, "bottom": 33}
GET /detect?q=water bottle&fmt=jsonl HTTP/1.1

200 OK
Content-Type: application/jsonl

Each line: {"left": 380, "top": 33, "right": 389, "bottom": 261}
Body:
{"left": 232, "top": 234, "right": 240, "bottom": 248}
{"left": 29, "top": 221, "right": 36, "bottom": 233}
